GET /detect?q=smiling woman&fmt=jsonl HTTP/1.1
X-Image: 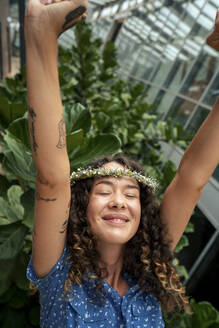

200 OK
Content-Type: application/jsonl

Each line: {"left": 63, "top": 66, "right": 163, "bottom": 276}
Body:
{"left": 24, "top": 0, "right": 219, "bottom": 327}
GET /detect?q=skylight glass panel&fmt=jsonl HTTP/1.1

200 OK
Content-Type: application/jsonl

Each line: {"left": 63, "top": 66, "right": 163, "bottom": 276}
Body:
{"left": 183, "top": 44, "right": 199, "bottom": 57}
{"left": 92, "top": 10, "right": 99, "bottom": 20}
{"left": 153, "top": 0, "right": 162, "bottom": 8}
{"left": 162, "top": 26, "right": 173, "bottom": 37}
{"left": 184, "top": 3, "right": 200, "bottom": 18}
{"left": 202, "top": 3, "right": 218, "bottom": 20}
{"left": 210, "top": 0, "right": 218, "bottom": 7}
{"left": 166, "top": 20, "right": 176, "bottom": 30}
{"left": 178, "top": 21, "right": 190, "bottom": 35}
{"left": 101, "top": 7, "right": 112, "bottom": 17}
{"left": 146, "top": 3, "right": 153, "bottom": 10}
{"left": 194, "top": 36, "right": 205, "bottom": 46}
{"left": 148, "top": 14, "right": 156, "bottom": 22}
{"left": 155, "top": 20, "right": 165, "bottom": 29}
{"left": 165, "top": 45, "right": 179, "bottom": 56}
{"left": 164, "top": 51, "right": 176, "bottom": 61}
{"left": 175, "top": 29, "right": 187, "bottom": 38}
{"left": 121, "top": 0, "right": 130, "bottom": 11}
{"left": 111, "top": 4, "right": 119, "bottom": 15}
{"left": 150, "top": 31, "right": 159, "bottom": 41}
{"left": 179, "top": 53, "right": 188, "bottom": 61}
{"left": 154, "top": 44, "right": 164, "bottom": 52}
{"left": 169, "top": 13, "right": 180, "bottom": 25}
{"left": 194, "top": 0, "right": 206, "bottom": 9}
{"left": 128, "top": 0, "right": 135, "bottom": 7}
{"left": 197, "top": 14, "right": 214, "bottom": 30}
{"left": 203, "top": 44, "right": 218, "bottom": 57}
{"left": 160, "top": 7, "right": 170, "bottom": 17}
{"left": 184, "top": 39, "right": 201, "bottom": 53}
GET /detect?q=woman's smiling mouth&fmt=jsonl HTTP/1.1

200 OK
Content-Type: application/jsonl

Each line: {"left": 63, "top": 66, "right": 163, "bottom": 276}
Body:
{"left": 102, "top": 214, "right": 130, "bottom": 225}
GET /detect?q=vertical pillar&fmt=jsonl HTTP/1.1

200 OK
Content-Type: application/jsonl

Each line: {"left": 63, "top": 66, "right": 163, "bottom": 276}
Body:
{"left": 0, "top": 0, "right": 10, "bottom": 79}
{"left": 19, "top": 0, "right": 26, "bottom": 69}
{"left": 101, "top": 18, "right": 124, "bottom": 53}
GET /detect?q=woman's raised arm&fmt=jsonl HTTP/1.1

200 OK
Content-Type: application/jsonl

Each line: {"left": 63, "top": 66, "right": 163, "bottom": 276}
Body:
{"left": 25, "top": 0, "right": 87, "bottom": 277}
{"left": 160, "top": 10, "right": 219, "bottom": 251}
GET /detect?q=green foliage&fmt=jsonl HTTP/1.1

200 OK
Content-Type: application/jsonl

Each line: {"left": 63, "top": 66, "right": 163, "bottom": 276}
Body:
{"left": 0, "top": 21, "right": 207, "bottom": 327}
{"left": 58, "top": 22, "right": 192, "bottom": 196}
{"left": 164, "top": 299, "right": 219, "bottom": 328}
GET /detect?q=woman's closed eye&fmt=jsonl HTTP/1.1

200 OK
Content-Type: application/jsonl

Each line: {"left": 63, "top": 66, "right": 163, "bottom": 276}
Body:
{"left": 125, "top": 193, "right": 137, "bottom": 198}
{"left": 97, "top": 191, "right": 111, "bottom": 195}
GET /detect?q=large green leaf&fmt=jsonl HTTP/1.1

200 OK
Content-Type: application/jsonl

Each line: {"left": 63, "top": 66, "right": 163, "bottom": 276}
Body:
{"left": 0, "top": 222, "right": 27, "bottom": 260}
{"left": 12, "top": 253, "right": 30, "bottom": 291}
{"left": 66, "top": 129, "right": 84, "bottom": 154}
{"left": 0, "top": 277, "right": 11, "bottom": 296}
{"left": 95, "top": 112, "right": 112, "bottom": 131}
{"left": 21, "top": 189, "right": 35, "bottom": 229}
{"left": 70, "top": 133, "right": 121, "bottom": 169}
{"left": 0, "top": 306, "right": 27, "bottom": 327}
{"left": 64, "top": 103, "right": 91, "bottom": 135}
{"left": 0, "top": 186, "right": 24, "bottom": 225}
{"left": 0, "top": 175, "right": 11, "bottom": 197}
{"left": 8, "top": 287, "right": 29, "bottom": 309}
{"left": 2, "top": 133, "right": 36, "bottom": 186}
{"left": 29, "top": 306, "right": 40, "bottom": 326}
{"left": 0, "top": 258, "right": 14, "bottom": 280}
{"left": 0, "top": 97, "right": 26, "bottom": 129}
{"left": 190, "top": 299, "right": 219, "bottom": 327}
{"left": 8, "top": 117, "right": 30, "bottom": 149}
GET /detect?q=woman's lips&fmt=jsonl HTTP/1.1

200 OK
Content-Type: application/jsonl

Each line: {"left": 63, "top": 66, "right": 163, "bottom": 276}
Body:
{"left": 102, "top": 214, "right": 129, "bottom": 225}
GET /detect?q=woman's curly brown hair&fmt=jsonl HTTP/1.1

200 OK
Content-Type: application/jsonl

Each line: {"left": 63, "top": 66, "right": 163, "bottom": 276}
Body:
{"left": 65, "top": 154, "right": 190, "bottom": 313}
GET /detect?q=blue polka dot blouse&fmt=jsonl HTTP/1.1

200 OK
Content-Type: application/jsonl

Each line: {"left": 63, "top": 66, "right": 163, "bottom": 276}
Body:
{"left": 27, "top": 245, "right": 164, "bottom": 328}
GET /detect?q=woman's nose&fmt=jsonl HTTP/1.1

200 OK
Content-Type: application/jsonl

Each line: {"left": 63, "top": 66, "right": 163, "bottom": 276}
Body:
{"left": 108, "top": 195, "right": 126, "bottom": 209}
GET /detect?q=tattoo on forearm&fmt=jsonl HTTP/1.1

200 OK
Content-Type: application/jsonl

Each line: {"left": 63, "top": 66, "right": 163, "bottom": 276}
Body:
{"left": 56, "top": 114, "right": 66, "bottom": 149}
{"left": 28, "top": 106, "right": 38, "bottom": 155}
{"left": 62, "top": 6, "right": 86, "bottom": 30}
{"left": 35, "top": 191, "right": 57, "bottom": 202}
{"left": 60, "top": 220, "right": 68, "bottom": 234}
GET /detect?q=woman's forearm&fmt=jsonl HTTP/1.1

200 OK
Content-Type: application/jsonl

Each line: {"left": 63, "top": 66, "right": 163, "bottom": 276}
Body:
{"left": 179, "top": 97, "right": 219, "bottom": 188}
{"left": 26, "top": 29, "right": 70, "bottom": 185}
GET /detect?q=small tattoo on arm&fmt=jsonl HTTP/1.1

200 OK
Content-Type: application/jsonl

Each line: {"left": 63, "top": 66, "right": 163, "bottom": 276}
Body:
{"left": 60, "top": 220, "right": 68, "bottom": 234}
{"left": 28, "top": 106, "right": 38, "bottom": 155}
{"left": 56, "top": 114, "right": 66, "bottom": 149}
{"left": 62, "top": 6, "right": 86, "bottom": 30}
{"left": 35, "top": 191, "right": 57, "bottom": 202}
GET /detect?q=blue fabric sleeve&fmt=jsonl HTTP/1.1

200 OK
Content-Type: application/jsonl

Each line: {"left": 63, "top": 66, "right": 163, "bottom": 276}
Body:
{"left": 26, "top": 244, "right": 69, "bottom": 291}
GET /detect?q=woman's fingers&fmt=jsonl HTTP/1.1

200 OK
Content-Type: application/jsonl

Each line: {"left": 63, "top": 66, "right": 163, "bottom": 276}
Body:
{"left": 206, "top": 10, "right": 219, "bottom": 51}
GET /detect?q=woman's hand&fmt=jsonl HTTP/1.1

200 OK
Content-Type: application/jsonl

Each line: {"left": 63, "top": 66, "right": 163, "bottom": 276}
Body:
{"left": 25, "top": 0, "right": 88, "bottom": 40}
{"left": 206, "top": 10, "right": 219, "bottom": 51}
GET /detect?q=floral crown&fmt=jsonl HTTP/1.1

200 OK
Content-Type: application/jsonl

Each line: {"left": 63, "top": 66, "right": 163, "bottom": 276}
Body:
{"left": 70, "top": 167, "right": 158, "bottom": 191}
